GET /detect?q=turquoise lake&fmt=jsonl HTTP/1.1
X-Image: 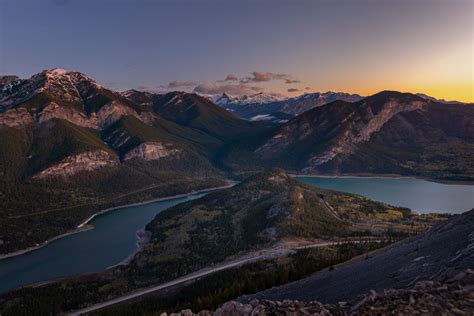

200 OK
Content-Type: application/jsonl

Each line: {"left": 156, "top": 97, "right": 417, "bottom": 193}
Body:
{"left": 297, "top": 176, "right": 473, "bottom": 214}
{"left": 0, "top": 192, "right": 207, "bottom": 294}
{"left": 0, "top": 177, "right": 472, "bottom": 294}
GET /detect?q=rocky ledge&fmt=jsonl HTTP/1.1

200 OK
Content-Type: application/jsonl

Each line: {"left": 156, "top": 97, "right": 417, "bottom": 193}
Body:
{"left": 163, "top": 269, "right": 473, "bottom": 315}
{"left": 123, "top": 142, "right": 181, "bottom": 161}
{"left": 33, "top": 150, "right": 118, "bottom": 179}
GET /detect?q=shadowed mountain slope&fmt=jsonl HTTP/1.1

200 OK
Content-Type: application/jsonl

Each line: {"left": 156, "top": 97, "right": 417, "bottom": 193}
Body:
{"left": 222, "top": 91, "right": 474, "bottom": 180}
{"left": 239, "top": 209, "right": 474, "bottom": 304}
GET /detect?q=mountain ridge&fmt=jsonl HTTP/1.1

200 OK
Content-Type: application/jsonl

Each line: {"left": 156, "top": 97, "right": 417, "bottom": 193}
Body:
{"left": 1, "top": 68, "right": 473, "bottom": 257}
{"left": 222, "top": 90, "right": 474, "bottom": 180}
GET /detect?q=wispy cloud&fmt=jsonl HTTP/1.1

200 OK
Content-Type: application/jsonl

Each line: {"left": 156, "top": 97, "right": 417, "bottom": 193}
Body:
{"left": 305, "top": 86, "right": 311, "bottom": 90}
{"left": 284, "top": 79, "right": 301, "bottom": 84}
{"left": 135, "top": 85, "right": 154, "bottom": 91}
{"left": 240, "top": 71, "right": 300, "bottom": 84}
{"left": 193, "top": 81, "right": 263, "bottom": 96}
{"left": 154, "top": 70, "right": 304, "bottom": 97}
{"left": 167, "top": 80, "right": 197, "bottom": 89}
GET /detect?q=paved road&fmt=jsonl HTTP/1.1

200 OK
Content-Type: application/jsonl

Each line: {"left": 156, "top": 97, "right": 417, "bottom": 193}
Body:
{"left": 67, "top": 255, "right": 263, "bottom": 316}
{"left": 67, "top": 239, "right": 380, "bottom": 315}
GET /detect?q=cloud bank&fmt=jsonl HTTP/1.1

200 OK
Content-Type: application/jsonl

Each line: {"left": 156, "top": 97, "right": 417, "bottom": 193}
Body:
{"left": 240, "top": 71, "right": 300, "bottom": 84}
{"left": 193, "top": 81, "right": 263, "bottom": 96}
{"left": 167, "top": 80, "right": 197, "bottom": 89}
{"left": 153, "top": 70, "right": 304, "bottom": 97}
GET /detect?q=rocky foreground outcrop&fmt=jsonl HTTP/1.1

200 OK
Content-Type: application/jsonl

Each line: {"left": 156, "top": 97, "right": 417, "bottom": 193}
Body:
{"left": 238, "top": 209, "right": 474, "bottom": 305}
{"left": 165, "top": 270, "right": 473, "bottom": 315}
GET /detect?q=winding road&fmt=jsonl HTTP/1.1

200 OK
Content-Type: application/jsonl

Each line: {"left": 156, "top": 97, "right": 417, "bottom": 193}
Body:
{"left": 67, "top": 239, "right": 380, "bottom": 315}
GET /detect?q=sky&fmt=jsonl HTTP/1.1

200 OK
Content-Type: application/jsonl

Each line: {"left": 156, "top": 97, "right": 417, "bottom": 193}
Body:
{"left": 0, "top": 0, "right": 473, "bottom": 102}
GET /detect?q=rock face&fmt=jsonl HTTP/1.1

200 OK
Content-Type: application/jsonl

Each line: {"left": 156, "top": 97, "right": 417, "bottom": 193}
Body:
{"left": 223, "top": 90, "right": 474, "bottom": 180}
{"left": 0, "top": 107, "right": 34, "bottom": 127}
{"left": 349, "top": 270, "right": 474, "bottom": 315}
{"left": 0, "top": 101, "right": 141, "bottom": 129}
{"left": 0, "top": 68, "right": 145, "bottom": 130}
{"left": 166, "top": 270, "right": 473, "bottom": 315}
{"left": 33, "top": 150, "right": 118, "bottom": 179}
{"left": 257, "top": 94, "right": 426, "bottom": 167}
{"left": 164, "top": 300, "right": 338, "bottom": 316}
{"left": 305, "top": 99, "right": 425, "bottom": 167}
{"left": 123, "top": 142, "right": 181, "bottom": 161}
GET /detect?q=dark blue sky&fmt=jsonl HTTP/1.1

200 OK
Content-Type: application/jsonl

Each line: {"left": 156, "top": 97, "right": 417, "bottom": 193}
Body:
{"left": 1, "top": 0, "right": 472, "bottom": 101}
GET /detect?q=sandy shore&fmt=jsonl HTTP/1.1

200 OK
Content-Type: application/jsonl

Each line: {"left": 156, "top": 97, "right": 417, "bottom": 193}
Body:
{"left": 0, "top": 181, "right": 236, "bottom": 261}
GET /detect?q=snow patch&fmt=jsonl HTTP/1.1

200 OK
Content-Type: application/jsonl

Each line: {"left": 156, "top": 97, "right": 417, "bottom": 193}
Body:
{"left": 250, "top": 114, "right": 275, "bottom": 121}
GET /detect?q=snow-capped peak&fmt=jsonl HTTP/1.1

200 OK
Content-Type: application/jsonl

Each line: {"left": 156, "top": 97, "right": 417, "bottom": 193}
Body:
{"left": 213, "top": 92, "right": 287, "bottom": 106}
{"left": 214, "top": 92, "right": 237, "bottom": 106}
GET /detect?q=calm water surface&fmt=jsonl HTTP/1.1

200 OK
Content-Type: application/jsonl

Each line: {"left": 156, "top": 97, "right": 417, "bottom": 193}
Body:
{"left": 0, "top": 192, "right": 207, "bottom": 294}
{"left": 297, "top": 176, "right": 474, "bottom": 214}
{"left": 1, "top": 177, "right": 473, "bottom": 294}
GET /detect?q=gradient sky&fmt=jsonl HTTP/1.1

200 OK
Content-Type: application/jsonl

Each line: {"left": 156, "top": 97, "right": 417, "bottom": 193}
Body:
{"left": 1, "top": 0, "right": 473, "bottom": 102}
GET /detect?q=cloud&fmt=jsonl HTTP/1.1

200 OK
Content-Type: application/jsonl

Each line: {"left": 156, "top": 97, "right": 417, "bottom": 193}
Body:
{"left": 284, "top": 79, "right": 301, "bottom": 84}
{"left": 167, "top": 80, "right": 197, "bottom": 89}
{"left": 248, "top": 72, "right": 274, "bottom": 82}
{"left": 224, "top": 74, "right": 238, "bottom": 81}
{"left": 269, "top": 92, "right": 287, "bottom": 98}
{"left": 305, "top": 87, "right": 311, "bottom": 90}
{"left": 193, "top": 81, "right": 263, "bottom": 96}
{"left": 287, "top": 88, "right": 300, "bottom": 93}
{"left": 240, "top": 71, "right": 300, "bottom": 84}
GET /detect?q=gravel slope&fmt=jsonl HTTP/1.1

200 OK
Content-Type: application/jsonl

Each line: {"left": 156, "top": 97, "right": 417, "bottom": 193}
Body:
{"left": 239, "top": 209, "right": 474, "bottom": 304}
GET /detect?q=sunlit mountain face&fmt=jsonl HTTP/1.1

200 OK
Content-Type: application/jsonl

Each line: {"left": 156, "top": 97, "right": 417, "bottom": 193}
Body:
{"left": 0, "top": 0, "right": 472, "bottom": 315}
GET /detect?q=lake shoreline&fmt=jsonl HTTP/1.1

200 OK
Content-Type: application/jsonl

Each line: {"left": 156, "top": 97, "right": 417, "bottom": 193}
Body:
{"left": 106, "top": 229, "right": 152, "bottom": 269}
{"left": 0, "top": 181, "right": 236, "bottom": 262}
{"left": 291, "top": 173, "right": 474, "bottom": 185}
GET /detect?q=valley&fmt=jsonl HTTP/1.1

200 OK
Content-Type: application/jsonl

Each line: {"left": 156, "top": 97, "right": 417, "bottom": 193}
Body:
{"left": 2, "top": 2, "right": 473, "bottom": 314}
{"left": 1, "top": 70, "right": 473, "bottom": 257}
{"left": 0, "top": 69, "right": 472, "bottom": 315}
{"left": 0, "top": 170, "right": 455, "bottom": 315}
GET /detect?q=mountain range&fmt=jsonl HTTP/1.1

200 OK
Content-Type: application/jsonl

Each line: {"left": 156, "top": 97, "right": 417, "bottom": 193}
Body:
{"left": 223, "top": 91, "right": 474, "bottom": 180}
{"left": 0, "top": 169, "right": 440, "bottom": 315}
{"left": 0, "top": 68, "right": 261, "bottom": 254}
{"left": 0, "top": 68, "right": 473, "bottom": 255}
{"left": 213, "top": 91, "right": 364, "bottom": 122}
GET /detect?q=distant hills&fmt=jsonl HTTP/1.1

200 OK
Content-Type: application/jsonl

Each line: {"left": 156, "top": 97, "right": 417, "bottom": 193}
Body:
{"left": 223, "top": 91, "right": 474, "bottom": 180}
{"left": 0, "top": 68, "right": 473, "bottom": 255}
